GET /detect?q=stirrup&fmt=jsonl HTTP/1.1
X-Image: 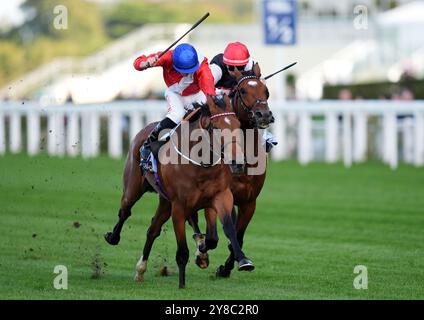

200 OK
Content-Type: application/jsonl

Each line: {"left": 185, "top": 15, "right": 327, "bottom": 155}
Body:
{"left": 140, "top": 143, "right": 154, "bottom": 173}
{"left": 141, "top": 158, "right": 154, "bottom": 173}
{"left": 140, "top": 141, "right": 151, "bottom": 159}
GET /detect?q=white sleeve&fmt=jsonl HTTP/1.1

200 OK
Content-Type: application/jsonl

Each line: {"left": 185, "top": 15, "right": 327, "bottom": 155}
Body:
{"left": 210, "top": 63, "right": 223, "bottom": 85}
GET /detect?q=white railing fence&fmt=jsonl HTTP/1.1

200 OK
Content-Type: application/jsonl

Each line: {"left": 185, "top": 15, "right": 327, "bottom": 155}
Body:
{"left": 0, "top": 100, "right": 423, "bottom": 169}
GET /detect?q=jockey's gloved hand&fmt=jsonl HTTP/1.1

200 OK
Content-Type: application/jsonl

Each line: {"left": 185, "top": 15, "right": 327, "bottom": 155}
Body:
{"left": 139, "top": 55, "right": 159, "bottom": 70}
{"left": 266, "top": 140, "right": 278, "bottom": 153}
{"left": 262, "top": 130, "right": 278, "bottom": 153}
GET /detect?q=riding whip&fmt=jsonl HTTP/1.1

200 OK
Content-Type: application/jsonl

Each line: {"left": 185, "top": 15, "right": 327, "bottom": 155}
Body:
{"left": 158, "top": 12, "right": 210, "bottom": 59}
{"left": 264, "top": 62, "right": 297, "bottom": 80}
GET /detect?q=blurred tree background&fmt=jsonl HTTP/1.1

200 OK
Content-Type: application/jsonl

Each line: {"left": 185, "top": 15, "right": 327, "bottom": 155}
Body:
{"left": 0, "top": 0, "right": 253, "bottom": 87}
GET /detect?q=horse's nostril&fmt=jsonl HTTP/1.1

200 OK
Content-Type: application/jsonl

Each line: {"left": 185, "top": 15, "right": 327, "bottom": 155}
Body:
{"left": 270, "top": 115, "right": 275, "bottom": 123}
{"left": 255, "top": 111, "right": 263, "bottom": 118}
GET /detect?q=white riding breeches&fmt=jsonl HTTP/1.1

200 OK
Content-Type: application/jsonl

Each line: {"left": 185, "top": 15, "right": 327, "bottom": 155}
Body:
{"left": 165, "top": 89, "right": 207, "bottom": 123}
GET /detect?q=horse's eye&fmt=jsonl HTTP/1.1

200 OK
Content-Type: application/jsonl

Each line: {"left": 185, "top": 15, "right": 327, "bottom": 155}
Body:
{"left": 240, "top": 88, "right": 247, "bottom": 95}
{"left": 265, "top": 89, "right": 269, "bottom": 99}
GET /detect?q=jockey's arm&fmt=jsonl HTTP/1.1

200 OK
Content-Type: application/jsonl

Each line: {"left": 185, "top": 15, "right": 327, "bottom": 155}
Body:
{"left": 209, "top": 63, "right": 222, "bottom": 85}
{"left": 197, "top": 62, "right": 216, "bottom": 96}
{"left": 133, "top": 51, "right": 166, "bottom": 71}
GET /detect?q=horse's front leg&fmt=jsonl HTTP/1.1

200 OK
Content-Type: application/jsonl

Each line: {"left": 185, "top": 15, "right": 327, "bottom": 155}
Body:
{"left": 213, "top": 189, "right": 254, "bottom": 273}
{"left": 134, "top": 196, "right": 171, "bottom": 282}
{"left": 105, "top": 155, "right": 146, "bottom": 245}
{"left": 193, "top": 208, "right": 219, "bottom": 269}
{"left": 172, "top": 202, "right": 190, "bottom": 289}
{"left": 217, "top": 201, "right": 256, "bottom": 278}
{"left": 188, "top": 212, "right": 201, "bottom": 234}
{"left": 187, "top": 212, "right": 209, "bottom": 268}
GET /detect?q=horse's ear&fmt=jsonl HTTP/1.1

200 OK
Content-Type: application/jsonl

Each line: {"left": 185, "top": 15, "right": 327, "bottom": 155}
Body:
{"left": 206, "top": 94, "right": 212, "bottom": 104}
{"left": 206, "top": 94, "right": 215, "bottom": 110}
{"left": 253, "top": 62, "right": 261, "bottom": 77}
{"left": 223, "top": 94, "right": 231, "bottom": 111}
{"left": 206, "top": 94, "right": 218, "bottom": 115}
{"left": 201, "top": 115, "right": 211, "bottom": 129}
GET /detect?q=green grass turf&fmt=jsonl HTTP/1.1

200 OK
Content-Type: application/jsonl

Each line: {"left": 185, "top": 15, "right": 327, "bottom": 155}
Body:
{"left": 0, "top": 154, "right": 423, "bottom": 299}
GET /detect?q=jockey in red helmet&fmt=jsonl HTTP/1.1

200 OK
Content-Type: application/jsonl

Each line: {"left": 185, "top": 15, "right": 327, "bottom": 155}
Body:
{"left": 210, "top": 42, "right": 256, "bottom": 95}
{"left": 133, "top": 43, "right": 215, "bottom": 172}
{"left": 210, "top": 42, "right": 277, "bottom": 152}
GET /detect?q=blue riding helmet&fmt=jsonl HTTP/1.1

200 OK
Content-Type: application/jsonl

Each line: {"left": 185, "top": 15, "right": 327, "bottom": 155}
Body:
{"left": 172, "top": 43, "right": 200, "bottom": 74}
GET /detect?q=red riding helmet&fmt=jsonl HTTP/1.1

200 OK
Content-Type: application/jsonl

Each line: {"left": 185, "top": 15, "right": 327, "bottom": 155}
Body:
{"left": 223, "top": 42, "right": 250, "bottom": 66}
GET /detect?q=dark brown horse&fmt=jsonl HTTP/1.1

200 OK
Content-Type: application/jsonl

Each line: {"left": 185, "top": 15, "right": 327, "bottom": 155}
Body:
{"left": 105, "top": 94, "right": 253, "bottom": 288}
{"left": 189, "top": 64, "right": 275, "bottom": 278}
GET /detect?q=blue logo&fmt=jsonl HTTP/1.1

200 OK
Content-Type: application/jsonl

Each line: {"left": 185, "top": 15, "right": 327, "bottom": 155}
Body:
{"left": 263, "top": 0, "right": 297, "bottom": 45}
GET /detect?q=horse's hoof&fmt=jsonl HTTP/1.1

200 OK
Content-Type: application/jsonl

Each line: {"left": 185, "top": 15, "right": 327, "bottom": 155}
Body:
{"left": 195, "top": 252, "right": 209, "bottom": 269}
{"left": 216, "top": 265, "right": 231, "bottom": 278}
{"left": 238, "top": 258, "right": 255, "bottom": 272}
{"left": 134, "top": 273, "right": 144, "bottom": 282}
{"left": 104, "top": 232, "right": 120, "bottom": 245}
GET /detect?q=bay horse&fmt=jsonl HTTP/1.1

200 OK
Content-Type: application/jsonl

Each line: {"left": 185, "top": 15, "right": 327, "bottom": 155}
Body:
{"left": 189, "top": 63, "right": 275, "bottom": 278}
{"left": 105, "top": 94, "right": 253, "bottom": 288}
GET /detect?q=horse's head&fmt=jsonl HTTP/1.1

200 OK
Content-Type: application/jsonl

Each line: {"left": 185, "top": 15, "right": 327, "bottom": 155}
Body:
{"left": 230, "top": 63, "right": 274, "bottom": 129}
{"left": 200, "top": 94, "right": 244, "bottom": 174}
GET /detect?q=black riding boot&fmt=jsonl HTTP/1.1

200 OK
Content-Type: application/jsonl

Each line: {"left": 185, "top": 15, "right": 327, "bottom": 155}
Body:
{"left": 140, "top": 117, "right": 177, "bottom": 173}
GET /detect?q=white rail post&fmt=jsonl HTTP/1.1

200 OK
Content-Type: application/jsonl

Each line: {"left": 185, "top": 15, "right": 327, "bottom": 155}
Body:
{"left": 343, "top": 112, "right": 352, "bottom": 168}
{"left": 298, "top": 112, "right": 312, "bottom": 165}
{"left": 47, "top": 111, "right": 57, "bottom": 156}
{"left": 81, "top": 111, "right": 100, "bottom": 158}
{"left": 66, "top": 111, "right": 79, "bottom": 157}
{"left": 402, "top": 117, "right": 414, "bottom": 164}
{"left": 81, "top": 111, "right": 89, "bottom": 158}
{"left": 108, "top": 111, "right": 122, "bottom": 158}
{"left": 414, "top": 112, "right": 424, "bottom": 166}
{"left": 27, "top": 111, "right": 40, "bottom": 156}
{"left": 383, "top": 112, "right": 398, "bottom": 169}
{"left": 0, "top": 111, "right": 5, "bottom": 154}
{"left": 91, "top": 111, "right": 100, "bottom": 157}
{"left": 271, "top": 110, "right": 286, "bottom": 161}
{"left": 130, "top": 111, "right": 142, "bottom": 141}
{"left": 10, "top": 111, "right": 21, "bottom": 153}
{"left": 325, "top": 112, "right": 338, "bottom": 163}
{"left": 47, "top": 111, "right": 65, "bottom": 156}
{"left": 353, "top": 112, "right": 367, "bottom": 163}
{"left": 56, "top": 111, "right": 65, "bottom": 156}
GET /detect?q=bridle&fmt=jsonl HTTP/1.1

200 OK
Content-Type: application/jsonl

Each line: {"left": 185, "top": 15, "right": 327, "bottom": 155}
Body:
{"left": 232, "top": 75, "right": 268, "bottom": 126}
